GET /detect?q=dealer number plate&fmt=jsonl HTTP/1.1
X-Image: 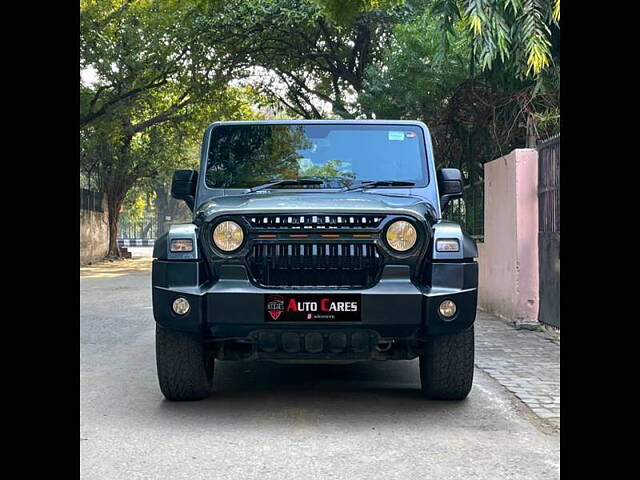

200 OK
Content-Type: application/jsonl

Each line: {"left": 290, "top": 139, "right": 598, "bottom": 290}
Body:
{"left": 264, "top": 294, "right": 361, "bottom": 322}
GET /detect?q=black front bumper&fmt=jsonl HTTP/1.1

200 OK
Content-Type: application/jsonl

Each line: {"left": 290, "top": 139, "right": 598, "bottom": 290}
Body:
{"left": 152, "top": 260, "right": 477, "bottom": 359}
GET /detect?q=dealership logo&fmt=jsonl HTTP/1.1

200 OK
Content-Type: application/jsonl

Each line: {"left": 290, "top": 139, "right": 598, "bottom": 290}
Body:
{"left": 266, "top": 295, "right": 285, "bottom": 320}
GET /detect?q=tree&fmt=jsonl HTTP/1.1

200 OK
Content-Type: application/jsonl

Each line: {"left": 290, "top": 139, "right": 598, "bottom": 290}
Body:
{"left": 203, "top": 0, "right": 411, "bottom": 119}
{"left": 359, "top": 3, "right": 559, "bottom": 184}
{"left": 80, "top": 0, "right": 229, "bottom": 128}
{"left": 80, "top": 0, "right": 248, "bottom": 256}
{"left": 431, "top": 0, "right": 560, "bottom": 78}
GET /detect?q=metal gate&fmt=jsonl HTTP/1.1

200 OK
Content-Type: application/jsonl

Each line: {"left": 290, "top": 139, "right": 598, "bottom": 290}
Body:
{"left": 537, "top": 135, "right": 560, "bottom": 328}
{"left": 443, "top": 180, "right": 484, "bottom": 241}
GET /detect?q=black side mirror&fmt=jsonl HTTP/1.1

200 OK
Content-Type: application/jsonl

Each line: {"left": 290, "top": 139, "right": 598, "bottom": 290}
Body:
{"left": 171, "top": 169, "right": 198, "bottom": 211}
{"left": 437, "top": 168, "right": 463, "bottom": 210}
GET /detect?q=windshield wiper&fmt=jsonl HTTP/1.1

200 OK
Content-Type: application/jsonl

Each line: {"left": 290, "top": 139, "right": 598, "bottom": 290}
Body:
{"left": 342, "top": 180, "right": 415, "bottom": 192}
{"left": 248, "top": 178, "right": 324, "bottom": 193}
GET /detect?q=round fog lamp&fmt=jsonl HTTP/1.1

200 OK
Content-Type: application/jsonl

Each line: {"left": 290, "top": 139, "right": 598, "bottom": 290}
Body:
{"left": 172, "top": 297, "right": 190, "bottom": 316}
{"left": 438, "top": 300, "right": 457, "bottom": 319}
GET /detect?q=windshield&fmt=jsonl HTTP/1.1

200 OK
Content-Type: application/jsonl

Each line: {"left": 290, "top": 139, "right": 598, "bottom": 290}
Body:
{"left": 205, "top": 124, "right": 429, "bottom": 189}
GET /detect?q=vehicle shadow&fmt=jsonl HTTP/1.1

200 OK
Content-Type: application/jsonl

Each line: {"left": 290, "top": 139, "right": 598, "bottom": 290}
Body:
{"left": 154, "top": 359, "right": 472, "bottom": 426}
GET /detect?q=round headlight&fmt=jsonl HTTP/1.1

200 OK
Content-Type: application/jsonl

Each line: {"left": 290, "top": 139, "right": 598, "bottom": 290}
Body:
{"left": 386, "top": 220, "right": 417, "bottom": 252}
{"left": 212, "top": 220, "right": 244, "bottom": 252}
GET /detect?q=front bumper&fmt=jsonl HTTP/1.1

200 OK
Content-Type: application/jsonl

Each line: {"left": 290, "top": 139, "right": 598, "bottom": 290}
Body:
{"left": 152, "top": 260, "right": 478, "bottom": 346}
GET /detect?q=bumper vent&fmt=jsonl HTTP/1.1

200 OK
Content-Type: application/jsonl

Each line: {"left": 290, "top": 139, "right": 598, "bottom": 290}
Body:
{"left": 246, "top": 214, "right": 385, "bottom": 229}
{"left": 248, "top": 242, "right": 382, "bottom": 288}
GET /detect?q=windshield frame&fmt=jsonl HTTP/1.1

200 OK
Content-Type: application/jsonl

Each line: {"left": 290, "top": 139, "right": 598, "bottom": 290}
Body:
{"left": 201, "top": 121, "right": 432, "bottom": 191}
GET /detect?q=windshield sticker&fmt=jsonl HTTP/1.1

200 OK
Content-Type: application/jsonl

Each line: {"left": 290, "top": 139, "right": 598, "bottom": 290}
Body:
{"left": 388, "top": 131, "right": 405, "bottom": 141}
{"left": 405, "top": 131, "right": 417, "bottom": 139}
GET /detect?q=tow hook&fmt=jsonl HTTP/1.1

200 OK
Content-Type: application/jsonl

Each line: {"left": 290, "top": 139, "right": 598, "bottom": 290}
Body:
{"left": 376, "top": 340, "right": 394, "bottom": 352}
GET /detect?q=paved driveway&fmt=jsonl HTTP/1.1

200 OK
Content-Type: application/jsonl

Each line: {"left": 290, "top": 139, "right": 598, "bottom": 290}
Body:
{"left": 80, "top": 268, "right": 559, "bottom": 480}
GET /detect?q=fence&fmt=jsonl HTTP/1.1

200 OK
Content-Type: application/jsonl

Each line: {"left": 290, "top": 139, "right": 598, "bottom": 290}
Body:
{"left": 443, "top": 180, "right": 484, "bottom": 240}
{"left": 119, "top": 213, "right": 157, "bottom": 240}
{"left": 537, "top": 134, "right": 560, "bottom": 329}
{"left": 538, "top": 135, "right": 560, "bottom": 234}
{"left": 80, "top": 188, "right": 104, "bottom": 212}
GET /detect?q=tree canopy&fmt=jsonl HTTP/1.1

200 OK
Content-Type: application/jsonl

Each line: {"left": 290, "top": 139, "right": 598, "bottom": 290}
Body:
{"left": 80, "top": 0, "right": 559, "bottom": 258}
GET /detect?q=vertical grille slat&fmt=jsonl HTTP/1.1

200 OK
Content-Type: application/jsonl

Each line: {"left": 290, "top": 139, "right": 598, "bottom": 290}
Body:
{"left": 249, "top": 241, "right": 382, "bottom": 288}
{"left": 243, "top": 212, "right": 389, "bottom": 288}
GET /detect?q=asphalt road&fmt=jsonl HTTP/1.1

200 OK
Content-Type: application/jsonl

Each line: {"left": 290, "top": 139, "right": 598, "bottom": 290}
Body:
{"left": 80, "top": 267, "right": 560, "bottom": 480}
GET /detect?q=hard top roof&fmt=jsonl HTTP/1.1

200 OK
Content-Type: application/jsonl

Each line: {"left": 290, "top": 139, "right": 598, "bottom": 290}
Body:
{"left": 208, "top": 119, "right": 429, "bottom": 130}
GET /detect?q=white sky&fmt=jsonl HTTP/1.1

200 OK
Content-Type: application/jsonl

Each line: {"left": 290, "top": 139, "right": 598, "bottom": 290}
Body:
{"left": 81, "top": 66, "right": 99, "bottom": 87}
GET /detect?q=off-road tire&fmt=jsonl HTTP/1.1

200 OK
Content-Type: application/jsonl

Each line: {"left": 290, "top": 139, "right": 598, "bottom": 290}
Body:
{"left": 419, "top": 326, "right": 474, "bottom": 400}
{"left": 156, "top": 325, "right": 214, "bottom": 401}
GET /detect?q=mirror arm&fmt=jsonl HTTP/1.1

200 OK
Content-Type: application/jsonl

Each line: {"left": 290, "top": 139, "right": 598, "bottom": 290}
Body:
{"left": 440, "top": 193, "right": 460, "bottom": 212}
{"left": 184, "top": 196, "right": 194, "bottom": 212}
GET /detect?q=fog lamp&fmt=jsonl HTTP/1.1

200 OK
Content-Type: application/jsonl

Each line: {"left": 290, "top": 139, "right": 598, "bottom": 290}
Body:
{"left": 172, "top": 297, "right": 190, "bottom": 316}
{"left": 438, "top": 300, "right": 457, "bottom": 319}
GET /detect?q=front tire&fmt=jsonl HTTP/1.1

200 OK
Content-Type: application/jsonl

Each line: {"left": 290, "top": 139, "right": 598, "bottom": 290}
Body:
{"left": 419, "top": 326, "right": 474, "bottom": 400}
{"left": 156, "top": 325, "right": 214, "bottom": 401}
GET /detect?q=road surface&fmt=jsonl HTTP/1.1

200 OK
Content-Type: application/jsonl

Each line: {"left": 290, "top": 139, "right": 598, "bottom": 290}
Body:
{"left": 80, "top": 263, "right": 559, "bottom": 480}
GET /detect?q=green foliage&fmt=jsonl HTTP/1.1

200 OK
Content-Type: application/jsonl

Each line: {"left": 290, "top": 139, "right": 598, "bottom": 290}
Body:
{"left": 360, "top": 5, "right": 559, "bottom": 178}
{"left": 201, "top": 0, "right": 410, "bottom": 119}
{"left": 431, "top": 0, "right": 560, "bottom": 78}
{"left": 314, "top": 0, "right": 406, "bottom": 23}
{"left": 122, "top": 185, "right": 154, "bottom": 228}
{"left": 206, "top": 126, "right": 311, "bottom": 187}
{"left": 360, "top": 9, "right": 471, "bottom": 120}
{"left": 81, "top": 0, "right": 560, "bottom": 254}
{"left": 298, "top": 159, "right": 355, "bottom": 181}
{"left": 80, "top": 0, "right": 259, "bottom": 255}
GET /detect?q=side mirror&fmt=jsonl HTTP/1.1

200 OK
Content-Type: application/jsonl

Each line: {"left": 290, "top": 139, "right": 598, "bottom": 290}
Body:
{"left": 437, "top": 168, "right": 463, "bottom": 210}
{"left": 171, "top": 169, "right": 198, "bottom": 211}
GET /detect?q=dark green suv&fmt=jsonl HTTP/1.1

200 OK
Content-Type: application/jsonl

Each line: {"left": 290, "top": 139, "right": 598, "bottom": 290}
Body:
{"left": 152, "top": 120, "right": 478, "bottom": 401}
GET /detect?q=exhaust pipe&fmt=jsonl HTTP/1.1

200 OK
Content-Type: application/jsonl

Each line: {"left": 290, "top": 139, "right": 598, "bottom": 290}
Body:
{"left": 376, "top": 340, "right": 393, "bottom": 352}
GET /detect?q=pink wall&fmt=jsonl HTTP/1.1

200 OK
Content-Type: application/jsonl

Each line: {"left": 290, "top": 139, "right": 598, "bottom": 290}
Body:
{"left": 477, "top": 149, "right": 539, "bottom": 325}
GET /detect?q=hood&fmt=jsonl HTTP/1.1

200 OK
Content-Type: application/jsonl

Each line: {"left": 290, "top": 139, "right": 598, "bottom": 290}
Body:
{"left": 195, "top": 191, "right": 438, "bottom": 224}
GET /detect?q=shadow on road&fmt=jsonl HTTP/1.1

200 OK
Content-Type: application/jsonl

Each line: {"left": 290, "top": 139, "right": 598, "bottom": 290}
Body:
{"left": 152, "top": 360, "right": 473, "bottom": 427}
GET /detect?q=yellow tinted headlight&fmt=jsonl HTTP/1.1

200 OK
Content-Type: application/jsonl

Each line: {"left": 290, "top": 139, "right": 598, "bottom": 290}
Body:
{"left": 386, "top": 220, "right": 417, "bottom": 251}
{"left": 212, "top": 220, "right": 244, "bottom": 252}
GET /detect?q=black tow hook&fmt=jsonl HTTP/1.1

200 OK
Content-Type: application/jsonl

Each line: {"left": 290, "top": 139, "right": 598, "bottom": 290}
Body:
{"left": 375, "top": 340, "right": 394, "bottom": 352}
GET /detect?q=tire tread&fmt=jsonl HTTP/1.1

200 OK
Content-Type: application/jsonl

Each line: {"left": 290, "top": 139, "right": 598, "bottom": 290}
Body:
{"left": 155, "top": 326, "right": 213, "bottom": 401}
{"left": 420, "top": 326, "right": 474, "bottom": 400}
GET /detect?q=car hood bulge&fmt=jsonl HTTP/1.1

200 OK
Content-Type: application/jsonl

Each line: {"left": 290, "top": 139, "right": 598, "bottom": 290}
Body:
{"left": 195, "top": 191, "right": 438, "bottom": 224}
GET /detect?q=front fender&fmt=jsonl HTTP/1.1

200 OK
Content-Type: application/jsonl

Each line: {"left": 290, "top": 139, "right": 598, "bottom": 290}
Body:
{"left": 153, "top": 224, "right": 200, "bottom": 261}
{"left": 431, "top": 221, "right": 477, "bottom": 261}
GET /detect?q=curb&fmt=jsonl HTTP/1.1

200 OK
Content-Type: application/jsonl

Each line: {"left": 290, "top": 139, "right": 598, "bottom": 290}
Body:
{"left": 118, "top": 239, "right": 156, "bottom": 247}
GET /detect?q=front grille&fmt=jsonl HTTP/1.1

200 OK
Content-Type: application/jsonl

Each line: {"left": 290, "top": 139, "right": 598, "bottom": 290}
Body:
{"left": 248, "top": 242, "right": 382, "bottom": 287}
{"left": 246, "top": 214, "right": 385, "bottom": 229}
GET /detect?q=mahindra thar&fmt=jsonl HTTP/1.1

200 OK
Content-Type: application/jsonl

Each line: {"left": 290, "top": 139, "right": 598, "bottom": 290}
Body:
{"left": 152, "top": 120, "right": 478, "bottom": 401}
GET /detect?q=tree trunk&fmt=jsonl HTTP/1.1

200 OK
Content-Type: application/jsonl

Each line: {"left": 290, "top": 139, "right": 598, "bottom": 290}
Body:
{"left": 106, "top": 193, "right": 125, "bottom": 257}
{"left": 154, "top": 181, "right": 170, "bottom": 238}
{"left": 141, "top": 221, "right": 153, "bottom": 239}
{"left": 104, "top": 172, "right": 130, "bottom": 258}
